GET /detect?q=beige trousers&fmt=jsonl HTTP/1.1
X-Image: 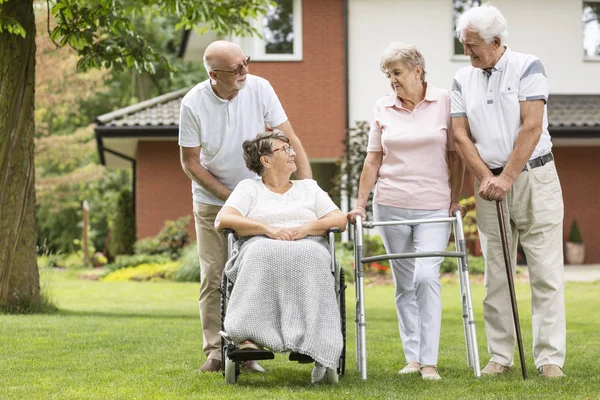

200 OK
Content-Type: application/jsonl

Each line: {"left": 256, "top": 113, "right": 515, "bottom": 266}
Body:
{"left": 476, "top": 161, "right": 566, "bottom": 369}
{"left": 193, "top": 202, "right": 227, "bottom": 361}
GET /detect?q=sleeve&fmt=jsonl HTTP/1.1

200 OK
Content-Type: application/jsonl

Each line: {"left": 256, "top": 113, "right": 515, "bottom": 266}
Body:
{"left": 261, "top": 80, "right": 288, "bottom": 128}
{"left": 450, "top": 76, "right": 467, "bottom": 118}
{"left": 311, "top": 181, "right": 339, "bottom": 219}
{"left": 519, "top": 59, "right": 548, "bottom": 103}
{"left": 222, "top": 180, "right": 255, "bottom": 217}
{"left": 178, "top": 102, "right": 202, "bottom": 147}
{"left": 366, "top": 103, "right": 383, "bottom": 152}
{"left": 444, "top": 92, "right": 456, "bottom": 151}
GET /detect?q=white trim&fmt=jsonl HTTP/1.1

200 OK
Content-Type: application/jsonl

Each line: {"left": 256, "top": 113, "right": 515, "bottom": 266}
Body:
{"left": 451, "top": 55, "right": 470, "bottom": 62}
{"left": 231, "top": 0, "right": 302, "bottom": 62}
{"left": 583, "top": 56, "right": 600, "bottom": 62}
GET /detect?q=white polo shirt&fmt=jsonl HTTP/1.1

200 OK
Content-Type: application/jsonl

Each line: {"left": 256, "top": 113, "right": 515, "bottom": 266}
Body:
{"left": 451, "top": 47, "right": 552, "bottom": 169}
{"left": 179, "top": 74, "right": 288, "bottom": 205}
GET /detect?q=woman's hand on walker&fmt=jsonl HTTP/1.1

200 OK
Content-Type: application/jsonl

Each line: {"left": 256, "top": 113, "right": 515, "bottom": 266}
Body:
{"left": 347, "top": 206, "right": 367, "bottom": 224}
{"left": 449, "top": 202, "right": 466, "bottom": 217}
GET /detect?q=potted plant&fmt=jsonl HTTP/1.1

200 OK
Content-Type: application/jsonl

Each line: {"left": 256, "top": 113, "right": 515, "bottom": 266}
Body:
{"left": 565, "top": 220, "right": 585, "bottom": 265}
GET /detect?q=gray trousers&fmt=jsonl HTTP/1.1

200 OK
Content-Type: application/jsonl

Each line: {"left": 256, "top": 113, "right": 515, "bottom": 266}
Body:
{"left": 374, "top": 204, "right": 451, "bottom": 366}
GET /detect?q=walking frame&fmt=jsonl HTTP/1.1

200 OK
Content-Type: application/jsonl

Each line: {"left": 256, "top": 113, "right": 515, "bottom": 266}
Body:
{"left": 352, "top": 211, "right": 481, "bottom": 380}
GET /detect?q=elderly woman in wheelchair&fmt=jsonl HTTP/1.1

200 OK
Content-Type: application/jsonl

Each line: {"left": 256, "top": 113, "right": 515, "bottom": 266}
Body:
{"left": 215, "top": 130, "right": 347, "bottom": 384}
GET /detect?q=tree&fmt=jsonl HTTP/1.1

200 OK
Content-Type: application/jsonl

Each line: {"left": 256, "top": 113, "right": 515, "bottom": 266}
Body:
{"left": 0, "top": 0, "right": 273, "bottom": 312}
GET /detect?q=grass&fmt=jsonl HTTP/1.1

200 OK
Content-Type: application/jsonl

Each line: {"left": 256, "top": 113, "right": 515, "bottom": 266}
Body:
{"left": 1, "top": 269, "right": 599, "bottom": 399}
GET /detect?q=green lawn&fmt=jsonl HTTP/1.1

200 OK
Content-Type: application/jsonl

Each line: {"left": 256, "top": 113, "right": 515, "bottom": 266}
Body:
{"left": 1, "top": 269, "right": 599, "bottom": 399}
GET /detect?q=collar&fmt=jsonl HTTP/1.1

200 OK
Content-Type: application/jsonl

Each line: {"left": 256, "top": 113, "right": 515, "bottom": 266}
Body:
{"left": 382, "top": 83, "right": 438, "bottom": 108}
{"left": 483, "top": 46, "right": 510, "bottom": 77}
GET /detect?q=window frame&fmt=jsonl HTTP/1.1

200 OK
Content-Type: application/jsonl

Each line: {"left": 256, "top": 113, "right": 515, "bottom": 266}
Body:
{"left": 583, "top": 0, "right": 600, "bottom": 61}
{"left": 451, "top": 0, "right": 482, "bottom": 60}
{"left": 230, "top": 0, "right": 303, "bottom": 62}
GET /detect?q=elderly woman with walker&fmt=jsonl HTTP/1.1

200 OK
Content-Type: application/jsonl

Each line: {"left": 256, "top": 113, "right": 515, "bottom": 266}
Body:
{"left": 347, "top": 42, "right": 465, "bottom": 380}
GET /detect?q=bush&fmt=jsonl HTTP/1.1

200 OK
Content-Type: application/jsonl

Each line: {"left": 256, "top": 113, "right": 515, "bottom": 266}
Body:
{"left": 108, "top": 189, "right": 136, "bottom": 256}
{"left": 568, "top": 220, "right": 583, "bottom": 243}
{"left": 55, "top": 252, "right": 85, "bottom": 269}
{"left": 440, "top": 253, "right": 486, "bottom": 275}
{"left": 174, "top": 242, "right": 200, "bottom": 282}
{"left": 102, "top": 262, "right": 179, "bottom": 282}
{"left": 104, "top": 254, "right": 171, "bottom": 272}
{"left": 133, "top": 216, "right": 191, "bottom": 259}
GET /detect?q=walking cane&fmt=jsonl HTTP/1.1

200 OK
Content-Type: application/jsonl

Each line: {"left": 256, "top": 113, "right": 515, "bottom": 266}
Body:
{"left": 495, "top": 200, "right": 527, "bottom": 379}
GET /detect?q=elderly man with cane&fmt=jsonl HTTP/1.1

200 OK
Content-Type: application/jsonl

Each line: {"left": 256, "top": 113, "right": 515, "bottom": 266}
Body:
{"left": 451, "top": 4, "right": 566, "bottom": 378}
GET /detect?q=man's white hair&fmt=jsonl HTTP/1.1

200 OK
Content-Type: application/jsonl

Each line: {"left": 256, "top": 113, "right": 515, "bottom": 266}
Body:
{"left": 203, "top": 56, "right": 213, "bottom": 74}
{"left": 380, "top": 42, "right": 427, "bottom": 83}
{"left": 456, "top": 3, "right": 508, "bottom": 44}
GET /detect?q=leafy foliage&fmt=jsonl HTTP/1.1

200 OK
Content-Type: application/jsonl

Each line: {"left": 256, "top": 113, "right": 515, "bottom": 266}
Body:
{"left": 133, "top": 216, "right": 191, "bottom": 259}
{"left": 173, "top": 242, "right": 200, "bottom": 282}
{"left": 332, "top": 121, "right": 373, "bottom": 218}
{"left": 568, "top": 220, "right": 583, "bottom": 243}
{"left": 108, "top": 189, "right": 136, "bottom": 256}
{"left": 104, "top": 253, "right": 171, "bottom": 272}
{"left": 102, "top": 262, "right": 178, "bottom": 282}
{"left": 47, "top": 0, "right": 273, "bottom": 74}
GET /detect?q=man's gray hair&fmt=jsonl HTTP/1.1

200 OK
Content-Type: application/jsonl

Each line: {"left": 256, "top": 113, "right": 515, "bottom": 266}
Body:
{"left": 456, "top": 4, "right": 508, "bottom": 45}
{"left": 379, "top": 42, "right": 427, "bottom": 83}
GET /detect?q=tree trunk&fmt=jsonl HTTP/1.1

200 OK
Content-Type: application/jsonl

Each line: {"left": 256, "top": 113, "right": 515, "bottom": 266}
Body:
{"left": 0, "top": 0, "right": 40, "bottom": 309}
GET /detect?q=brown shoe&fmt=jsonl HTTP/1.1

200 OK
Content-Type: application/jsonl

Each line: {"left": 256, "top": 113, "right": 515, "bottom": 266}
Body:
{"left": 241, "top": 360, "right": 265, "bottom": 373}
{"left": 481, "top": 361, "right": 511, "bottom": 375}
{"left": 196, "top": 358, "right": 222, "bottom": 373}
{"left": 539, "top": 364, "right": 565, "bottom": 378}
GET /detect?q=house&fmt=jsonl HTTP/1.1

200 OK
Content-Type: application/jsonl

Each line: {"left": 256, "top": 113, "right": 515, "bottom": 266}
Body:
{"left": 96, "top": 0, "right": 600, "bottom": 262}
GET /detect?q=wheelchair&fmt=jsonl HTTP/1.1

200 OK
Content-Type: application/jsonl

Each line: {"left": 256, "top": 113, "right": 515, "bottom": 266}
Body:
{"left": 352, "top": 211, "right": 481, "bottom": 380}
{"left": 219, "top": 228, "right": 347, "bottom": 384}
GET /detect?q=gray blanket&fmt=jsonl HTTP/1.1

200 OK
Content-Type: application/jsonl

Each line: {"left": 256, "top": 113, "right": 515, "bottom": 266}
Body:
{"left": 223, "top": 235, "right": 343, "bottom": 370}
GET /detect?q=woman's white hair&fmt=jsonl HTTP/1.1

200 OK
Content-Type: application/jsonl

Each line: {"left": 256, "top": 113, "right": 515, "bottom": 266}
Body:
{"left": 456, "top": 3, "right": 508, "bottom": 44}
{"left": 379, "top": 42, "right": 427, "bottom": 83}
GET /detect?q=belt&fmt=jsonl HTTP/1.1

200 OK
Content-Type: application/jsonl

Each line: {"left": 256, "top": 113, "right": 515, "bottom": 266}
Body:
{"left": 490, "top": 152, "right": 554, "bottom": 176}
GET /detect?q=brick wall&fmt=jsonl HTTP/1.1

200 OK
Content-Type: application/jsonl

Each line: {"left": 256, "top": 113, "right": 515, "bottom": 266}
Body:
{"left": 249, "top": 0, "right": 346, "bottom": 160}
{"left": 136, "top": 141, "right": 194, "bottom": 239}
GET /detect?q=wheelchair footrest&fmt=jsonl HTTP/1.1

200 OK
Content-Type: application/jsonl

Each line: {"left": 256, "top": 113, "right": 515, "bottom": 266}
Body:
{"left": 227, "top": 348, "right": 275, "bottom": 361}
{"left": 289, "top": 352, "right": 314, "bottom": 364}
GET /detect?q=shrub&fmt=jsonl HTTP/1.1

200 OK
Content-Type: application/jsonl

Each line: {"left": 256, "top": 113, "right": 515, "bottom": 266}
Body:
{"left": 104, "top": 254, "right": 171, "bottom": 272}
{"left": 174, "top": 242, "right": 200, "bottom": 282}
{"left": 55, "top": 252, "right": 85, "bottom": 269}
{"left": 102, "top": 262, "right": 179, "bottom": 282}
{"left": 568, "top": 220, "right": 583, "bottom": 243}
{"left": 108, "top": 189, "right": 136, "bottom": 256}
{"left": 133, "top": 216, "right": 191, "bottom": 259}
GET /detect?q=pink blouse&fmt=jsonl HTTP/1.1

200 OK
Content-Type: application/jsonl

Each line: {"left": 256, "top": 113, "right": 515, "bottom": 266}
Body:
{"left": 367, "top": 84, "right": 454, "bottom": 210}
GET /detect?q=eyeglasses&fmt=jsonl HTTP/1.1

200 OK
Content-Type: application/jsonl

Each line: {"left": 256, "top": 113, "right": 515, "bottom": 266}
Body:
{"left": 273, "top": 144, "right": 295, "bottom": 155}
{"left": 212, "top": 56, "right": 251, "bottom": 75}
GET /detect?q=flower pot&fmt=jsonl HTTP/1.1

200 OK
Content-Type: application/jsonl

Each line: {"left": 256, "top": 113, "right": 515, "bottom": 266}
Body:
{"left": 565, "top": 242, "right": 585, "bottom": 265}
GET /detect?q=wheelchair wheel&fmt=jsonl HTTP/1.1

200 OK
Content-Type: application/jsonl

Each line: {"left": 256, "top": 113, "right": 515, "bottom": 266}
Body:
{"left": 220, "top": 272, "right": 228, "bottom": 376}
{"left": 338, "top": 266, "right": 346, "bottom": 376}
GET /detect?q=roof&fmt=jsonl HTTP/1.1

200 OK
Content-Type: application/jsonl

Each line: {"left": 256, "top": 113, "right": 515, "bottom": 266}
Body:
{"left": 95, "top": 87, "right": 191, "bottom": 129}
{"left": 95, "top": 90, "right": 600, "bottom": 132}
{"left": 547, "top": 95, "right": 600, "bottom": 129}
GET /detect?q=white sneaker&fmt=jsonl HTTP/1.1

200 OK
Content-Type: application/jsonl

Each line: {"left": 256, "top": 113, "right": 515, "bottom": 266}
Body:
{"left": 311, "top": 362, "right": 327, "bottom": 383}
{"left": 420, "top": 367, "right": 442, "bottom": 381}
{"left": 398, "top": 362, "right": 420, "bottom": 374}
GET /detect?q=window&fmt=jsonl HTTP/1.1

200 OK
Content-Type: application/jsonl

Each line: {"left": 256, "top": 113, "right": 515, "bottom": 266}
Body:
{"left": 231, "top": 0, "right": 302, "bottom": 61}
{"left": 583, "top": 1, "right": 600, "bottom": 58}
{"left": 453, "top": 0, "right": 481, "bottom": 56}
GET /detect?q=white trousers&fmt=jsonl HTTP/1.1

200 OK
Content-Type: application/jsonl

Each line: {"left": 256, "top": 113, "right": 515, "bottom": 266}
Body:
{"left": 373, "top": 204, "right": 451, "bottom": 366}
{"left": 476, "top": 161, "right": 566, "bottom": 369}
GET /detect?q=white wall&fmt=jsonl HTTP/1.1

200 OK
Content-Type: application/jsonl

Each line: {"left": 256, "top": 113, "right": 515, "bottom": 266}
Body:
{"left": 348, "top": 0, "right": 600, "bottom": 123}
